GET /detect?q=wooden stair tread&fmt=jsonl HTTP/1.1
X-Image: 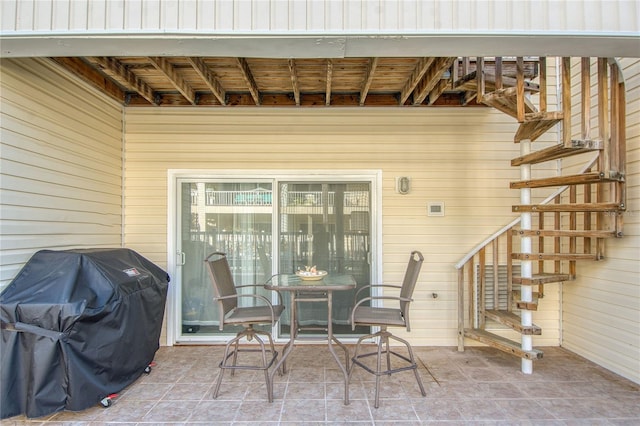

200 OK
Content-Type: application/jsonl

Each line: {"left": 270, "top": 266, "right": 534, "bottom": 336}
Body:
{"left": 484, "top": 310, "right": 542, "bottom": 335}
{"left": 512, "top": 252, "right": 600, "bottom": 261}
{"left": 463, "top": 328, "right": 543, "bottom": 360}
{"left": 454, "top": 70, "right": 540, "bottom": 92}
{"left": 513, "top": 112, "right": 563, "bottom": 142}
{"left": 481, "top": 87, "right": 537, "bottom": 119}
{"left": 511, "top": 291, "right": 540, "bottom": 311}
{"left": 512, "top": 202, "right": 624, "bottom": 213}
{"left": 511, "top": 140, "right": 603, "bottom": 165}
{"left": 512, "top": 229, "right": 618, "bottom": 238}
{"left": 513, "top": 273, "right": 573, "bottom": 285}
{"left": 510, "top": 172, "right": 624, "bottom": 189}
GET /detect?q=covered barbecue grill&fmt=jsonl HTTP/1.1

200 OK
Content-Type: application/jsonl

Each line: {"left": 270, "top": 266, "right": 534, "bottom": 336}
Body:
{"left": 0, "top": 248, "right": 169, "bottom": 419}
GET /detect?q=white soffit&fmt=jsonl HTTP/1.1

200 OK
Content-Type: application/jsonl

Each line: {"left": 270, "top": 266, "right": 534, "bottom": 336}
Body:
{"left": 1, "top": 33, "right": 639, "bottom": 58}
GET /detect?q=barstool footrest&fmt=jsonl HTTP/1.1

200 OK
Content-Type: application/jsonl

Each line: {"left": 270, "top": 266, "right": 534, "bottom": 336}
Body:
{"left": 351, "top": 350, "right": 418, "bottom": 376}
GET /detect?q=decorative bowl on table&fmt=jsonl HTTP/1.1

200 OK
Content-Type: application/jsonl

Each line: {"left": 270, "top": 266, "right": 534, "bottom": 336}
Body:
{"left": 295, "top": 270, "right": 328, "bottom": 281}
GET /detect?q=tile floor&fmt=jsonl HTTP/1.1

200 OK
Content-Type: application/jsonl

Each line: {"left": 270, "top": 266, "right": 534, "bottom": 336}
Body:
{"left": 2, "top": 344, "right": 639, "bottom": 425}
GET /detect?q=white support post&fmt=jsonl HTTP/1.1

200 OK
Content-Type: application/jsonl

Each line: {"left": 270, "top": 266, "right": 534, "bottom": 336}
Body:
{"left": 520, "top": 139, "right": 533, "bottom": 374}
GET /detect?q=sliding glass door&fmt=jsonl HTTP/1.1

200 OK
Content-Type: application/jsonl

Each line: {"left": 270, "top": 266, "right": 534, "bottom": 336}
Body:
{"left": 278, "top": 182, "right": 371, "bottom": 337}
{"left": 177, "top": 180, "right": 274, "bottom": 340}
{"left": 173, "top": 173, "right": 376, "bottom": 343}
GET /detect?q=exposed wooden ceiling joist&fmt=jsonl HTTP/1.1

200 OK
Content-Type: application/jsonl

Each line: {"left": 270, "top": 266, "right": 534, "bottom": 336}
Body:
{"left": 186, "top": 57, "right": 226, "bottom": 106}
{"left": 236, "top": 57, "right": 261, "bottom": 105}
{"left": 148, "top": 57, "right": 196, "bottom": 105}
{"left": 92, "top": 56, "right": 157, "bottom": 105}
{"left": 427, "top": 79, "right": 452, "bottom": 105}
{"left": 49, "top": 56, "right": 541, "bottom": 109}
{"left": 400, "top": 57, "right": 435, "bottom": 105}
{"left": 51, "top": 57, "right": 126, "bottom": 104}
{"left": 359, "top": 57, "right": 379, "bottom": 106}
{"left": 412, "top": 57, "right": 457, "bottom": 105}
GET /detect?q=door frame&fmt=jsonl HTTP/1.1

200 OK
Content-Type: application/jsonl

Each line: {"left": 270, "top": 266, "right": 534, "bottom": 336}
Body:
{"left": 166, "top": 169, "right": 382, "bottom": 346}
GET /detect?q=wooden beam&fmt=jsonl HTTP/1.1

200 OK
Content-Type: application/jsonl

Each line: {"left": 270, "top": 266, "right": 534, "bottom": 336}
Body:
{"left": 539, "top": 57, "right": 547, "bottom": 113}
{"left": 148, "top": 57, "right": 196, "bottom": 105}
{"left": 426, "top": 79, "right": 451, "bottom": 105}
{"left": 512, "top": 202, "right": 623, "bottom": 212}
{"left": 412, "top": 57, "right": 456, "bottom": 105}
{"left": 399, "top": 57, "right": 435, "bottom": 105}
{"left": 581, "top": 58, "right": 591, "bottom": 139}
{"left": 51, "top": 57, "right": 126, "bottom": 104}
{"left": 597, "top": 57, "right": 610, "bottom": 257}
{"left": 288, "top": 59, "right": 301, "bottom": 106}
{"left": 494, "top": 57, "right": 503, "bottom": 90}
{"left": 562, "top": 57, "right": 572, "bottom": 147}
{"left": 510, "top": 172, "right": 623, "bottom": 189}
{"left": 457, "top": 266, "right": 465, "bottom": 351}
{"left": 235, "top": 57, "right": 261, "bottom": 105}
{"left": 463, "top": 329, "right": 544, "bottom": 360}
{"left": 516, "top": 57, "right": 525, "bottom": 122}
{"left": 476, "top": 56, "right": 484, "bottom": 103}
{"left": 360, "top": 57, "right": 379, "bottom": 106}
{"left": 325, "top": 59, "right": 333, "bottom": 106}
{"left": 462, "top": 90, "right": 478, "bottom": 106}
{"left": 186, "top": 57, "right": 226, "bottom": 105}
{"left": 92, "top": 56, "right": 157, "bottom": 105}
{"left": 598, "top": 58, "right": 610, "bottom": 173}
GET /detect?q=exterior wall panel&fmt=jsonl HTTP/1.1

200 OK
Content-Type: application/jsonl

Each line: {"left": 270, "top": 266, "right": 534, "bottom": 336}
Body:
{"left": 0, "top": 58, "right": 124, "bottom": 288}
{"left": 123, "top": 107, "right": 559, "bottom": 347}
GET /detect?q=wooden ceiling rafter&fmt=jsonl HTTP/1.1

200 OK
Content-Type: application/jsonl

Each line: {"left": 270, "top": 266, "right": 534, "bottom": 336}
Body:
{"left": 287, "top": 59, "right": 301, "bottom": 106}
{"left": 186, "top": 57, "right": 226, "bottom": 105}
{"left": 236, "top": 57, "right": 261, "bottom": 105}
{"left": 359, "top": 57, "right": 379, "bottom": 106}
{"left": 148, "top": 56, "right": 196, "bottom": 105}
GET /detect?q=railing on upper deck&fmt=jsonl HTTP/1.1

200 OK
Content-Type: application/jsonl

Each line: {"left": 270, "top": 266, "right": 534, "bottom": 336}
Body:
{"left": 193, "top": 189, "right": 370, "bottom": 209}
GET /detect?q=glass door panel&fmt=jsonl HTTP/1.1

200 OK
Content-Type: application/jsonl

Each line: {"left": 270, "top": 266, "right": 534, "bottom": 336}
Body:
{"left": 178, "top": 181, "right": 273, "bottom": 340}
{"left": 278, "top": 182, "right": 371, "bottom": 337}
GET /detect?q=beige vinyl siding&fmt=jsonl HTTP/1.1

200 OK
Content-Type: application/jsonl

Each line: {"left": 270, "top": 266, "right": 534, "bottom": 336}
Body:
{"left": 561, "top": 58, "right": 640, "bottom": 384}
{"left": 124, "top": 107, "right": 559, "bottom": 346}
{"left": 2, "top": 0, "right": 637, "bottom": 33}
{"left": 0, "top": 58, "right": 123, "bottom": 288}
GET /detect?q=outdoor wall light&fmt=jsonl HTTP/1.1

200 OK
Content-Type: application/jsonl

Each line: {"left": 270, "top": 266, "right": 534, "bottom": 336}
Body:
{"left": 396, "top": 176, "right": 411, "bottom": 195}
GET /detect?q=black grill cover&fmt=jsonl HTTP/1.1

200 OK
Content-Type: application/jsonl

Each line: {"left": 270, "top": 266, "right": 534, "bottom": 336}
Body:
{"left": 0, "top": 248, "right": 169, "bottom": 419}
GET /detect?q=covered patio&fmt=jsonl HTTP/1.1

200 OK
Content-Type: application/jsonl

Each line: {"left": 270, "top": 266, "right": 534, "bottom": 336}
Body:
{"left": 4, "top": 345, "right": 639, "bottom": 424}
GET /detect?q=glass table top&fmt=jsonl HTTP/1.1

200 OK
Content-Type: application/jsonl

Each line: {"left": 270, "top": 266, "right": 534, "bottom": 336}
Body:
{"left": 265, "top": 273, "right": 356, "bottom": 291}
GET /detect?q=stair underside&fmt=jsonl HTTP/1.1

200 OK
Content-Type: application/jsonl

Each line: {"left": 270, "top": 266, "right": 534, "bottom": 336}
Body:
{"left": 512, "top": 139, "right": 603, "bottom": 166}
{"left": 512, "top": 273, "right": 573, "bottom": 285}
{"left": 481, "top": 87, "right": 537, "bottom": 119}
{"left": 514, "top": 112, "right": 563, "bottom": 142}
{"left": 484, "top": 310, "right": 542, "bottom": 335}
{"left": 510, "top": 171, "right": 624, "bottom": 189}
{"left": 453, "top": 70, "right": 540, "bottom": 93}
{"left": 463, "top": 328, "right": 544, "bottom": 360}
